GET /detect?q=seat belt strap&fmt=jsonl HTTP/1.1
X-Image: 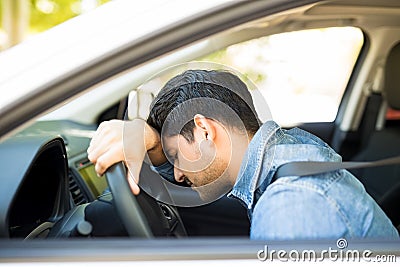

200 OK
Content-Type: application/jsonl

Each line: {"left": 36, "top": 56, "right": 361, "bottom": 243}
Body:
{"left": 274, "top": 156, "right": 400, "bottom": 179}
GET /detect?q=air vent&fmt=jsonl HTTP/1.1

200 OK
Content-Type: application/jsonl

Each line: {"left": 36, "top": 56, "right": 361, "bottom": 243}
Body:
{"left": 68, "top": 170, "right": 88, "bottom": 205}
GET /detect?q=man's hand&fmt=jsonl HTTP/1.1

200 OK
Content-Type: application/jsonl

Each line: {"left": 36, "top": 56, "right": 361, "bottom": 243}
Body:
{"left": 87, "top": 119, "right": 165, "bottom": 195}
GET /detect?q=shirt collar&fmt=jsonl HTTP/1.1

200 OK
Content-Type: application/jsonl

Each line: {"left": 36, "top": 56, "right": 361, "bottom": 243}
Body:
{"left": 228, "top": 120, "right": 282, "bottom": 210}
{"left": 228, "top": 120, "right": 342, "bottom": 211}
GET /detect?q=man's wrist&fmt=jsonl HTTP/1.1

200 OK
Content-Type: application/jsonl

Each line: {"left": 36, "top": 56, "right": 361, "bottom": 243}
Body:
{"left": 144, "top": 121, "right": 167, "bottom": 166}
{"left": 144, "top": 121, "right": 160, "bottom": 151}
{"left": 127, "top": 118, "right": 166, "bottom": 166}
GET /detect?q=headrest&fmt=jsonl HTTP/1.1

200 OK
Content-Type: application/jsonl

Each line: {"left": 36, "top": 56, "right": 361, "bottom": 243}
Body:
{"left": 384, "top": 42, "right": 400, "bottom": 110}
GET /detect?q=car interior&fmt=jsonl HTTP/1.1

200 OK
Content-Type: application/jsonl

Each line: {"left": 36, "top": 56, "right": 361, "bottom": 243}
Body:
{"left": 350, "top": 42, "right": 400, "bottom": 229}
{"left": 1, "top": 0, "right": 400, "bottom": 241}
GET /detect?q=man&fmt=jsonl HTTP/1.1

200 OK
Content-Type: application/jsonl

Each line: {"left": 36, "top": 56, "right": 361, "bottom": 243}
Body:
{"left": 87, "top": 69, "right": 398, "bottom": 240}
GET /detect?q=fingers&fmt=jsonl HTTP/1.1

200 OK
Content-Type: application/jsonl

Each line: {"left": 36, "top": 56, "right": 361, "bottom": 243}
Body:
{"left": 88, "top": 134, "right": 114, "bottom": 165}
{"left": 87, "top": 119, "right": 147, "bottom": 196}
{"left": 125, "top": 152, "right": 146, "bottom": 195}
{"left": 88, "top": 120, "right": 125, "bottom": 176}
{"left": 87, "top": 121, "right": 110, "bottom": 155}
{"left": 94, "top": 144, "right": 123, "bottom": 176}
{"left": 127, "top": 168, "right": 140, "bottom": 195}
{"left": 88, "top": 122, "right": 109, "bottom": 162}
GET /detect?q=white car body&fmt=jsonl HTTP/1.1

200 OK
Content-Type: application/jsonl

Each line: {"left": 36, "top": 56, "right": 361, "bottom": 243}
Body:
{"left": 0, "top": 0, "right": 399, "bottom": 265}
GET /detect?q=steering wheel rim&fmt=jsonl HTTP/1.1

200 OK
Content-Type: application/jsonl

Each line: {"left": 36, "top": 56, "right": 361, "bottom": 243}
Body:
{"left": 106, "top": 162, "right": 153, "bottom": 238}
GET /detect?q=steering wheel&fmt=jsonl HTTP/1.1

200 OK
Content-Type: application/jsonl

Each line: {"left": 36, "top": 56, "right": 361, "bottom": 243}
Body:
{"left": 106, "top": 162, "right": 153, "bottom": 237}
{"left": 106, "top": 161, "right": 188, "bottom": 238}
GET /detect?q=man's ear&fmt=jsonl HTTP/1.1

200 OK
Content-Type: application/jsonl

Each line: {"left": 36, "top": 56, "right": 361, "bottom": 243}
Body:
{"left": 193, "top": 114, "right": 216, "bottom": 141}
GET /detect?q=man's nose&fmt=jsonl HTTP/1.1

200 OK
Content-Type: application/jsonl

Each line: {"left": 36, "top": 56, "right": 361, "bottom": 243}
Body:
{"left": 174, "top": 166, "right": 185, "bottom": 183}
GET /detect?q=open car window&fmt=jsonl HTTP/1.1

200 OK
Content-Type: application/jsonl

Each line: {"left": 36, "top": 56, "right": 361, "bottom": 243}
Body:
{"left": 200, "top": 27, "right": 364, "bottom": 126}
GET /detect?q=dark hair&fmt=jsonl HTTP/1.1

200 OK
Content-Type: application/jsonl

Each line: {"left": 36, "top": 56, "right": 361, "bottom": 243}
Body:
{"left": 147, "top": 69, "right": 260, "bottom": 142}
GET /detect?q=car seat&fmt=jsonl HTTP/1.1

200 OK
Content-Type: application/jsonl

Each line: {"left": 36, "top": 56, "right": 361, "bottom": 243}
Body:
{"left": 351, "top": 42, "right": 400, "bottom": 228}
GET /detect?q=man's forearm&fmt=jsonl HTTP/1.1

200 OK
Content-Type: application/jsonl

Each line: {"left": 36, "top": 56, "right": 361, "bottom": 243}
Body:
{"left": 143, "top": 120, "right": 167, "bottom": 166}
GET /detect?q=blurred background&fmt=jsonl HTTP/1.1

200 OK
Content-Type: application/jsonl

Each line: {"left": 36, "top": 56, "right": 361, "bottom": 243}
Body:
{"left": 0, "top": 0, "right": 365, "bottom": 126}
{"left": 0, "top": 0, "right": 109, "bottom": 50}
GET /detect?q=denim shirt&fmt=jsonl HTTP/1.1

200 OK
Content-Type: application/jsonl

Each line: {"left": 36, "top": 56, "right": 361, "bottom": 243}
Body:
{"left": 229, "top": 121, "right": 399, "bottom": 240}
{"left": 154, "top": 121, "right": 399, "bottom": 240}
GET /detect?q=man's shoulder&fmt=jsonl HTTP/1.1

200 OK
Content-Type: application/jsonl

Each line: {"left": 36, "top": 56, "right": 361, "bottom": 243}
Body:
{"left": 252, "top": 169, "right": 399, "bottom": 239}
{"left": 257, "top": 169, "right": 347, "bottom": 209}
{"left": 233, "top": 120, "right": 341, "bottom": 210}
{"left": 263, "top": 169, "right": 364, "bottom": 203}
{"left": 251, "top": 172, "right": 350, "bottom": 239}
{"left": 272, "top": 169, "right": 346, "bottom": 190}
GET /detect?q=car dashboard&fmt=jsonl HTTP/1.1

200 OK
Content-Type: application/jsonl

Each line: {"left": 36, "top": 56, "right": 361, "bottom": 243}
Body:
{"left": 0, "top": 119, "right": 250, "bottom": 239}
{"left": 0, "top": 120, "right": 101, "bottom": 239}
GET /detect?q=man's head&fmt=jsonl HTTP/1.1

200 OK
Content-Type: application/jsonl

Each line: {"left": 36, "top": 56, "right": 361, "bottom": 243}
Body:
{"left": 147, "top": 70, "right": 260, "bottom": 187}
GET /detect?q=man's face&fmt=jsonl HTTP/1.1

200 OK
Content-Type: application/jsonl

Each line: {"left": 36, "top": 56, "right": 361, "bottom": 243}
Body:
{"left": 163, "top": 131, "right": 230, "bottom": 187}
